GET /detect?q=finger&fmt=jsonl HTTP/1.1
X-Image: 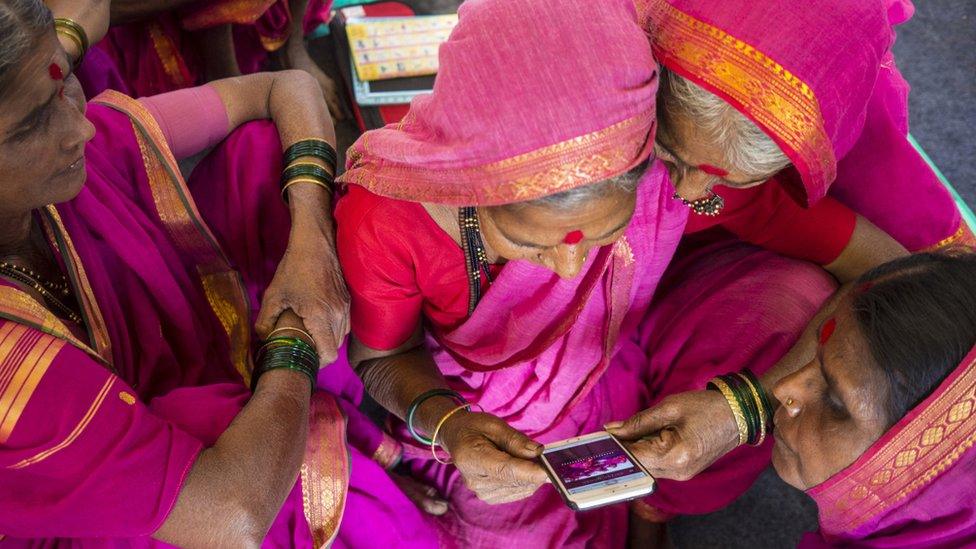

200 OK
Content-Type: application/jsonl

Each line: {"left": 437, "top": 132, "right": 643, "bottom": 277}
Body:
{"left": 491, "top": 452, "right": 550, "bottom": 487}
{"left": 392, "top": 475, "right": 449, "bottom": 516}
{"left": 303, "top": 313, "right": 340, "bottom": 365}
{"left": 484, "top": 420, "right": 543, "bottom": 459}
{"left": 254, "top": 295, "right": 285, "bottom": 338}
{"left": 605, "top": 406, "right": 677, "bottom": 439}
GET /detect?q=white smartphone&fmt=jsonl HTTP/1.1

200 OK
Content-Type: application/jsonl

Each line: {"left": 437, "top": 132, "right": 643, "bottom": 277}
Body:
{"left": 539, "top": 431, "right": 655, "bottom": 511}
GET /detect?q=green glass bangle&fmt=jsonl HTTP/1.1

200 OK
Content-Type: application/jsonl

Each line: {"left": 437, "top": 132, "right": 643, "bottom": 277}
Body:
{"left": 280, "top": 165, "right": 335, "bottom": 192}
{"left": 283, "top": 140, "right": 338, "bottom": 171}
{"left": 741, "top": 369, "right": 774, "bottom": 427}
{"left": 406, "top": 389, "right": 467, "bottom": 445}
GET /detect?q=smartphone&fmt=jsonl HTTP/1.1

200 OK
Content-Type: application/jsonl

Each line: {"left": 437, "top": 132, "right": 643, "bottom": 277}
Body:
{"left": 539, "top": 431, "right": 655, "bottom": 511}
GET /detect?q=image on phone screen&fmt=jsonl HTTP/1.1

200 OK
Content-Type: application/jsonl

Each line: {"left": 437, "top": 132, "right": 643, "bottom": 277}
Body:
{"left": 544, "top": 437, "right": 646, "bottom": 494}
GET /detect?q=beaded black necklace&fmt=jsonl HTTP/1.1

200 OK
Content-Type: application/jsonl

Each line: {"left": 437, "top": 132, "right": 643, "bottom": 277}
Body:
{"left": 0, "top": 261, "right": 82, "bottom": 324}
{"left": 457, "top": 207, "right": 494, "bottom": 314}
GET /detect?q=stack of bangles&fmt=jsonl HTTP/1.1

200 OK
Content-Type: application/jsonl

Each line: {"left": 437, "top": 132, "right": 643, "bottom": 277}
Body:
{"left": 406, "top": 389, "right": 483, "bottom": 465}
{"left": 252, "top": 328, "right": 320, "bottom": 395}
{"left": 706, "top": 369, "right": 774, "bottom": 447}
{"left": 280, "top": 138, "right": 338, "bottom": 202}
{"left": 54, "top": 18, "right": 90, "bottom": 66}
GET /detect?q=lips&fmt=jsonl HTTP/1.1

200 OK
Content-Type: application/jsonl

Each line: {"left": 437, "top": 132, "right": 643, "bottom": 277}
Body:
{"left": 56, "top": 156, "right": 85, "bottom": 176}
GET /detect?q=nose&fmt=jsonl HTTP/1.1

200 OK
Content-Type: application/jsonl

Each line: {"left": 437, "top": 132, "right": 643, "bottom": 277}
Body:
{"left": 60, "top": 93, "right": 95, "bottom": 154}
{"left": 772, "top": 362, "right": 817, "bottom": 418}
{"left": 544, "top": 244, "right": 587, "bottom": 279}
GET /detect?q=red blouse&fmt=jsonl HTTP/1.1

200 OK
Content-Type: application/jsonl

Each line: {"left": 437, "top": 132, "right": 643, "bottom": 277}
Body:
{"left": 336, "top": 180, "right": 856, "bottom": 351}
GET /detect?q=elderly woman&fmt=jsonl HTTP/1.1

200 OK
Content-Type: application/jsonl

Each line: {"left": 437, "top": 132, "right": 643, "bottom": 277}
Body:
{"left": 774, "top": 251, "right": 976, "bottom": 547}
{"left": 604, "top": 0, "right": 968, "bottom": 524}
{"left": 0, "top": 1, "right": 437, "bottom": 546}
{"left": 331, "top": 0, "right": 912, "bottom": 545}
{"left": 74, "top": 0, "right": 341, "bottom": 116}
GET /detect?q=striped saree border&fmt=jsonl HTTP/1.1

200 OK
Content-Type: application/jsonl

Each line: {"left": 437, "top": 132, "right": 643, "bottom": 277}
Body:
{"left": 301, "top": 393, "right": 350, "bottom": 548}
{"left": 0, "top": 325, "right": 65, "bottom": 443}
{"left": 644, "top": 0, "right": 835, "bottom": 204}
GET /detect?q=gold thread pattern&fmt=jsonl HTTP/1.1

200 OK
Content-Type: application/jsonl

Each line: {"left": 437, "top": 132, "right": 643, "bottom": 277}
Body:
{"left": 181, "top": 0, "right": 278, "bottom": 30}
{"left": 645, "top": 1, "right": 835, "bottom": 201}
{"left": 0, "top": 287, "right": 102, "bottom": 364}
{"left": 10, "top": 376, "right": 115, "bottom": 469}
{"left": 340, "top": 108, "right": 654, "bottom": 206}
{"left": 0, "top": 328, "right": 64, "bottom": 442}
{"left": 200, "top": 270, "right": 251, "bottom": 384}
{"left": 301, "top": 393, "right": 349, "bottom": 548}
{"left": 118, "top": 391, "right": 136, "bottom": 405}
{"left": 814, "top": 352, "right": 976, "bottom": 534}
{"left": 148, "top": 23, "right": 189, "bottom": 89}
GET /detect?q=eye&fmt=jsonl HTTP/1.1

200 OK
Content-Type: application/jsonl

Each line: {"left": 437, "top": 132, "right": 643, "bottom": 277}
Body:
{"left": 822, "top": 391, "right": 848, "bottom": 418}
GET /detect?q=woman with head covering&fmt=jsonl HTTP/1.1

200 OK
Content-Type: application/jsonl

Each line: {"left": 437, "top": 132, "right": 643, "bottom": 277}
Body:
{"left": 332, "top": 0, "right": 878, "bottom": 544}
{"left": 0, "top": 0, "right": 437, "bottom": 545}
{"left": 773, "top": 251, "right": 976, "bottom": 547}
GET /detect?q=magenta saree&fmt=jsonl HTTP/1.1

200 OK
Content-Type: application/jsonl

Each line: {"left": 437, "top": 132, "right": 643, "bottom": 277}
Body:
{"left": 0, "top": 92, "right": 436, "bottom": 547}
{"left": 803, "top": 344, "right": 976, "bottom": 548}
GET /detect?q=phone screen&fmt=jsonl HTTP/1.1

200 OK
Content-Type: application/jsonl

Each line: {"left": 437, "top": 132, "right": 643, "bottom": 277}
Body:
{"left": 543, "top": 436, "right": 647, "bottom": 495}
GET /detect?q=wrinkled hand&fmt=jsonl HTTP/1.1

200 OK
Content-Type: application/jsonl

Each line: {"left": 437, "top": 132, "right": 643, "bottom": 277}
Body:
{"left": 606, "top": 390, "right": 740, "bottom": 481}
{"left": 256, "top": 229, "right": 350, "bottom": 364}
{"left": 391, "top": 471, "right": 449, "bottom": 516}
{"left": 438, "top": 412, "right": 548, "bottom": 504}
{"left": 45, "top": 0, "right": 111, "bottom": 45}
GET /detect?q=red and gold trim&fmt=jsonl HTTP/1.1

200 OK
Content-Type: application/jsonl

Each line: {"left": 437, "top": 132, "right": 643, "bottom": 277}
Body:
{"left": 181, "top": 0, "right": 280, "bottom": 31}
{"left": 811, "top": 347, "right": 976, "bottom": 534}
{"left": 0, "top": 324, "right": 65, "bottom": 443}
{"left": 147, "top": 23, "right": 192, "bottom": 90}
{"left": 340, "top": 108, "right": 655, "bottom": 206}
{"left": 301, "top": 393, "right": 350, "bottom": 548}
{"left": 92, "top": 91, "right": 253, "bottom": 385}
{"left": 643, "top": 1, "right": 835, "bottom": 204}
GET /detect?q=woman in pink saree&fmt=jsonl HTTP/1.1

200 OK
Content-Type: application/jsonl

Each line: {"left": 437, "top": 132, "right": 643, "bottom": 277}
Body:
{"left": 334, "top": 0, "right": 854, "bottom": 545}
{"left": 770, "top": 251, "right": 976, "bottom": 547}
{"left": 0, "top": 1, "right": 435, "bottom": 546}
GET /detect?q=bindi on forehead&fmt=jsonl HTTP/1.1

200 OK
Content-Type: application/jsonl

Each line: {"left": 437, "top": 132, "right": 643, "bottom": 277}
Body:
{"left": 563, "top": 230, "right": 584, "bottom": 245}
{"left": 49, "top": 63, "right": 64, "bottom": 81}
{"left": 697, "top": 164, "right": 729, "bottom": 177}
{"left": 819, "top": 318, "right": 837, "bottom": 346}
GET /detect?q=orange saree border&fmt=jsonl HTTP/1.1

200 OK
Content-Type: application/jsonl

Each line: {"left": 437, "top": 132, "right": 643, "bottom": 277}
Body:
{"left": 0, "top": 286, "right": 105, "bottom": 367}
{"left": 341, "top": 108, "right": 655, "bottom": 206}
{"left": 301, "top": 393, "right": 350, "bottom": 548}
{"left": 920, "top": 222, "right": 976, "bottom": 252}
{"left": 91, "top": 91, "right": 253, "bottom": 385}
{"left": 813, "top": 349, "right": 976, "bottom": 534}
{"left": 643, "top": 1, "right": 835, "bottom": 202}
{"left": 0, "top": 325, "right": 65, "bottom": 443}
{"left": 181, "top": 0, "right": 280, "bottom": 31}
{"left": 147, "top": 22, "right": 192, "bottom": 89}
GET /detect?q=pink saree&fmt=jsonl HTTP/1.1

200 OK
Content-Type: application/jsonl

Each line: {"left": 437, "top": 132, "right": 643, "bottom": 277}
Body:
{"left": 640, "top": 0, "right": 974, "bottom": 251}
{"left": 77, "top": 0, "right": 334, "bottom": 98}
{"left": 0, "top": 92, "right": 436, "bottom": 547}
{"left": 803, "top": 344, "right": 976, "bottom": 548}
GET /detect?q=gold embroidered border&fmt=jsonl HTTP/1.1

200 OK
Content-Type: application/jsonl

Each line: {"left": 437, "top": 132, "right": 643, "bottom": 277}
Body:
{"left": 301, "top": 393, "right": 349, "bottom": 548}
{"left": 9, "top": 376, "right": 115, "bottom": 469}
{"left": 0, "top": 327, "right": 64, "bottom": 443}
{"left": 370, "top": 432, "right": 403, "bottom": 470}
{"left": 148, "top": 23, "right": 189, "bottom": 89}
{"left": 340, "top": 108, "right": 654, "bottom": 206}
{"left": 0, "top": 287, "right": 103, "bottom": 365}
{"left": 920, "top": 222, "right": 976, "bottom": 253}
{"left": 181, "top": 0, "right": 279, "bottom": 31}
{"left": 645, "top": 1, "right": 835, "bottom": 201}
{"left": 815, "top": 352, "right": 976, "bottom": 533}
{"left": 93, "top": 91, "right": 253, "bottom": 384}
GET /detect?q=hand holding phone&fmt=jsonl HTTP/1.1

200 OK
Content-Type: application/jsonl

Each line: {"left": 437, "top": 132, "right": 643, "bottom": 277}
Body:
{"left": 540, "top": 431, "right": 655, "bottom": 511}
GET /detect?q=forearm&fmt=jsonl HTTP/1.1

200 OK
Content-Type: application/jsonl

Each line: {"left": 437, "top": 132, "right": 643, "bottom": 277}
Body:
{"left": 358, "top": 345, "right": 462, "bottom": 437}
{"left": 825, "top": 215, "right": 908, "bottom": 283}
{"left": 155, "top": 313, "right": 313, "bottom": 547}
{"left": 110, "top": 0, "right": 199, "bottom": 24}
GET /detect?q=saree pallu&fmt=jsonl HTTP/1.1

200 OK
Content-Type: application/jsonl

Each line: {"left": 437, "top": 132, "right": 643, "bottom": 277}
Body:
{"left": 0, "top": 93, "right": 436, "bottom": 547}
{"left": 77, "top": 0, "right": 335, "bottom": 99}
{"left": 803, "top": 344, "right": 976, "bottom": 548}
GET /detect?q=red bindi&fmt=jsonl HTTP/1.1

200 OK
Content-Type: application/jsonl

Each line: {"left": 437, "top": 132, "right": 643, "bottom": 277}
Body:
{"left": 49, "top": 63, "right": 64, "bottom": 81}
{"left": 819, "top": 318, "right": 837, "bottom": 346}
{"left": 697, "top": 164, "right": 729, "bottom": 177}
{"left": 563, "top": 230, "right": 584, "bottom": 245}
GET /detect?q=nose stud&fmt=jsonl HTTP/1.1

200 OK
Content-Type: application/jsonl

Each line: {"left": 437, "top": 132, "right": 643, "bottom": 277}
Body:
{"left": 784, "top": 398, "right": 795, "bottom": 407}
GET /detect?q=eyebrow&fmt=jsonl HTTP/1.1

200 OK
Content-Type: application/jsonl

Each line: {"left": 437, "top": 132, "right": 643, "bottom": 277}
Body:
{"left": 6, "top": 90, "right": 57, "bottom": 141}
{"left": 655, "top": 140, "right": 772, "bottom": 187}
{"left": 498, "top": 217, "right": 631, "bottom": 249}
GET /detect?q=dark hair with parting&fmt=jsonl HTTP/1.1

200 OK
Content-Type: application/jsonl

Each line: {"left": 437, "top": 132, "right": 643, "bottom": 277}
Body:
{"left": 0, "top": 0, "right": 52, "bottom": 95}
{"left": 851, "top": 249, "right": 976, "bottom": 426}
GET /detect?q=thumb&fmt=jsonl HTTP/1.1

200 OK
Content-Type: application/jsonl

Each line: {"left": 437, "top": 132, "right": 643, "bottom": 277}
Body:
{"left": 303, "top": 314, "right": 340, "bottom": 365}
{"left": 605, "top": 406, "right": 676, "bottom": 440}
{"left": 254, "top": 296, "right": 285, "bottom": 339}
{"left": 488, "top": 421, "right": 543, "bottom": 460}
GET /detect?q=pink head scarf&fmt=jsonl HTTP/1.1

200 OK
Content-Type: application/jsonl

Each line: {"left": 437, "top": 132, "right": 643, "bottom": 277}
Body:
{"left": 805, "top": 343, "right": 976, "bottom": 547}
{"left": 338, "top": 0, "right": 659, "bottom": 206}
{"left": 640, "top": 0, "right": 892, "bottom": 206}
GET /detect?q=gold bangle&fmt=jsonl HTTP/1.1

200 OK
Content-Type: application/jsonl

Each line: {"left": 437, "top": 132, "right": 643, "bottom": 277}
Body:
{"left": 710, "top": 378, "right": 748, "bottom": 446}
{"left": 266, "top": 327, "right": 316, "bottom": 348}
{"left": 285, "top": 160, "right": 335, "bottom": 176}
{"left": 54, "top": 18, "right": 89, "bottom": 60}
{"left": 430, "top": 404, "right": 471, "bottom": 465}
{"left": 281, "top": 177, "right": 331, "bottom": 201}
{"left": 55, "top": 27, "right": 85, "bottom": 62}
{"left": 735, "top": 373, "right": 767, "bottom": 446}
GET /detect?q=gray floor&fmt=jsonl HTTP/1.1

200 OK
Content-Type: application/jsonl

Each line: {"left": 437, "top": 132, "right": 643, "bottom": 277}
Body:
{"left": 317, "top": 2, "right": 975, "bottom": 547}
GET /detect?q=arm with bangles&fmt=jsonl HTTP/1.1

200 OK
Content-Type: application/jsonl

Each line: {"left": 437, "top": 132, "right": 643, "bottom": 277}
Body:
{"left": 352, "top": 332, "right": 550, "bottom": 505}
{"left": 154, "top": 310, "right": 316, "bottom": 547}
{"left": 277, "top": 0, "right": 343, "bottom": 118}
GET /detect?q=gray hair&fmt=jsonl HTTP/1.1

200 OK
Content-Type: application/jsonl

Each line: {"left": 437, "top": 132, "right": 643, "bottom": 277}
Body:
{"left": 660, "top": 68, "right": 790, "bottom": 178}
{"left": 506, "top": 160, "right": 648, "bottom": 212}
{"left": 0, "top": 0, "right": 52, "bottom": 94}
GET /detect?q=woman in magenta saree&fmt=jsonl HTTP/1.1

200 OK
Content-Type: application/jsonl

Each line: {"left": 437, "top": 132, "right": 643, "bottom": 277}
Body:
{"left": 0, "top": 2, "right": 434, "bottom": 545}
{"left": 334, "top": 0, "right": 840, "bottom": 545}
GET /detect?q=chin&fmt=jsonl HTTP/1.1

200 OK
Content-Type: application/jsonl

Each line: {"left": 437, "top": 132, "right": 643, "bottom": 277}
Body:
{"left": 48, "top": 162, "right": 88, "bottom": 204}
